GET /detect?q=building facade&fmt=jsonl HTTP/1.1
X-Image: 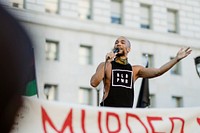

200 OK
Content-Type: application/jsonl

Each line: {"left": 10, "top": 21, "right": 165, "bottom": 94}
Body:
{"left": 2, "top": 0, "right": 200, "bottom": 108}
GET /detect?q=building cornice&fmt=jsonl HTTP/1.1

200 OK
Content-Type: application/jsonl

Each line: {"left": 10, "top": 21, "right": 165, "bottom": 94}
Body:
{"left": 10, "top": 8, "right": 200, "bottom": 49}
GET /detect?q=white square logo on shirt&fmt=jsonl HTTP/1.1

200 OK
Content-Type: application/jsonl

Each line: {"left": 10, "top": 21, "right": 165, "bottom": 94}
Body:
{"left": 112, "top": 69, "right": 133, "bottom": 89}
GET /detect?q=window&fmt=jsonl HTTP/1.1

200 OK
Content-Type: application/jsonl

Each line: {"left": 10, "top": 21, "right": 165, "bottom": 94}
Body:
{"left": 79, "top": 87, "right": 93, "bottom": 105}
{"left": 170, "top": 57, "right": 181, "bottom": 75}
{"left": 10, "top": 0, "right": 24, "bottom": 9}
{"left": 111, "top": 0, "right": 123, "bottom": 24}
{"left": 149, "top": 94, "right": 156, "bottom": 108}
{"left": 140, "top": 4, "right": 151, "bottom": 29}
{"left": 44, "top": 84, "right": 58, "bottom": 101}
{"left": 167, "top": 9, "right": 178, "bottom": 33}
{"left": 172, "top": 96, "right": 183, "bottom": 107}
{"left": 45, "top": 0, "right": 59, "bottom": 14}
{"left": 142, "top": 53, "right": 154, "bottom": 67}
{"left": 79, "top": 0, "right": 92, "bottom": 19}
{"left": 45, "top": 40, "right": 59, "bottom": 61}
{"left": 79, "top": 45, "right": 92, "bottom": 65}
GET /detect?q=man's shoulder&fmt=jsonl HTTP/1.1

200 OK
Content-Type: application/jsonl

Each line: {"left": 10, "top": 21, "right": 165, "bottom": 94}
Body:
{"left": 132, "top": 65, "right": 144, "bottom": 72}
{"left": 98, "top": 61, "right": 112, "bottom": 68}
{"left": 132, "top": 65, "right": 143, "bottom": 68}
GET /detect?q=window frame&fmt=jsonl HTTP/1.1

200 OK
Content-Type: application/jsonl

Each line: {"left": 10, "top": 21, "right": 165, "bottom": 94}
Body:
{"left": 79, "top": 44, "right": 93, "bottom": 65}
{"left": 45, "top": 0, "right": 60, "bottom": 14}
{"left": 170, "top": 57, "right": 181, "bottom": 75}
{"left": 167, "top": 9, "right": 179, "bottom": 33}
{"left": 172, "top": 96, "right": 183, "bottom": 107}
{"left": 44, "top": 84, "right": 58, "bottom": 101}
{"left": 140, "top": 3, "right": 152, "bottom": 29}
{"left": 142, "top": 53, "right": 154, "bottom": 68}
{"left": 78, "top": 0, "right": 93, "bottom": 20}
{"left": 111, "top": 0, "right": 123, "bottom": 24}
{"left": 78, "top": 87, "right": 93, "bottom": 105}
{"left": 10, "top": 0, "right": 25, "bottom": 9}
{"left": 45, "top": 39, "right": 59, "bottom": 61}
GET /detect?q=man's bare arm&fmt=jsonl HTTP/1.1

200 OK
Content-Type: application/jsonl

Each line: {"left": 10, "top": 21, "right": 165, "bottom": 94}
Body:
{"left": 90, "top": 51, "right": 116, "bottom": 87}
{"left": 90, "top": 62, "right": 105, "bottom": 87}
{"left": 136, "top": 47, "right": 192, "bottom": 79}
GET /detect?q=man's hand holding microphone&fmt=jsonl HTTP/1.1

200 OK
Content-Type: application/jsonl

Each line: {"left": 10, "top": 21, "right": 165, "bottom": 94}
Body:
{"left": 105, "top": 48, "right": 119, "bottom": 61}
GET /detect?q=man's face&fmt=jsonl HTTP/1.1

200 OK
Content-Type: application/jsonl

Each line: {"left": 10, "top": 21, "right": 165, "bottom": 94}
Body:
{"left": 114, "top": 36, "right": 130, "bottom": 56}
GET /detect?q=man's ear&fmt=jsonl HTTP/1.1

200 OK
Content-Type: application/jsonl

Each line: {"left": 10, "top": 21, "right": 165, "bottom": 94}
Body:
{"left": 127, "top": 48, "right": 131, "bottom": 53}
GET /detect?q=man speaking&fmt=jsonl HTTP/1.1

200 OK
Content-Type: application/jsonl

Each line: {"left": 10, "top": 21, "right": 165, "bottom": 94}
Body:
{"left": 90, "top": 36, "right": 191, "bottom": 108}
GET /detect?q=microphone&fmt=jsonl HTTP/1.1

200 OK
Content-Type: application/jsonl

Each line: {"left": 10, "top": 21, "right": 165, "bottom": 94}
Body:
{"left": 113, "top": 48, "right": 119, "bottom": 53}
{"left": 106, "top": 48, "right": 119, "bottom": 60}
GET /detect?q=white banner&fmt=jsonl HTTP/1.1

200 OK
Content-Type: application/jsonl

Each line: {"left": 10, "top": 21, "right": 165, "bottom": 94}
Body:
{"left": 12, "top": 97, "right": 200, "bottom": 133}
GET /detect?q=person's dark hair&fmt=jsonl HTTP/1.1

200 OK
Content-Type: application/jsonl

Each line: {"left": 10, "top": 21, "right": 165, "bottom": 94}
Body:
{"left": 0, "top": 4, "right": 35, "bottom": 132}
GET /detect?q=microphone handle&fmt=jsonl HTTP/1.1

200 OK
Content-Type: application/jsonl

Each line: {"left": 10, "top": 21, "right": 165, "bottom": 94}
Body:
{"left": 106, "top": 49, "right": 118, "bottom": 60}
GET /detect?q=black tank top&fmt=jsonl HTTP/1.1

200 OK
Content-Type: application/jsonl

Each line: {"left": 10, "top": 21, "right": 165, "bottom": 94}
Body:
{"left": 100, "top": 61, "right": 134, "bottom": 108}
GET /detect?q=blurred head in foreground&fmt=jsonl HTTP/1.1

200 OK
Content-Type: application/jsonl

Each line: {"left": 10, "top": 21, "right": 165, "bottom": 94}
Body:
{"left": 0, "top": 4, "right": 35, "bottom": 132}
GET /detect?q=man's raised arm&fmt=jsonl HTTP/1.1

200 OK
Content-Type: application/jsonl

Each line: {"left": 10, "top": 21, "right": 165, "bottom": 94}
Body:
{"left": 136, "top": 47, "right": 192, "bottom": 79}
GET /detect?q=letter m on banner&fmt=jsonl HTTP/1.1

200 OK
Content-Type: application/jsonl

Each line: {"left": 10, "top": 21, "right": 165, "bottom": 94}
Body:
{"left": 41, "top": 107, "right": 74, "bottom": 133}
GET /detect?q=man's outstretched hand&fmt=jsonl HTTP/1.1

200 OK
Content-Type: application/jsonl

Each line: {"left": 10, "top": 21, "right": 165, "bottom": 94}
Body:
{"left": 176, "top": 47, "right": 192, "bottom": 61}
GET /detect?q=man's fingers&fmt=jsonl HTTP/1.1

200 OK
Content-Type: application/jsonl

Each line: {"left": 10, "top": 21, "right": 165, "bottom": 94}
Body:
{"left": 183, "top": 47, "right": 192, "bottom": 57}
{"left": 186, "top": 47, "right": 192, "bottom": 54}
{"left": 185, "top": 47, "right": 191, "bottom": 52}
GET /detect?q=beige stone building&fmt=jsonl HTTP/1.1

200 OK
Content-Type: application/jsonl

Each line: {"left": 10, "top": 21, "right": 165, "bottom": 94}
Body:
{"left": 1, "top": 0, "right": 200, "bottom": 108}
